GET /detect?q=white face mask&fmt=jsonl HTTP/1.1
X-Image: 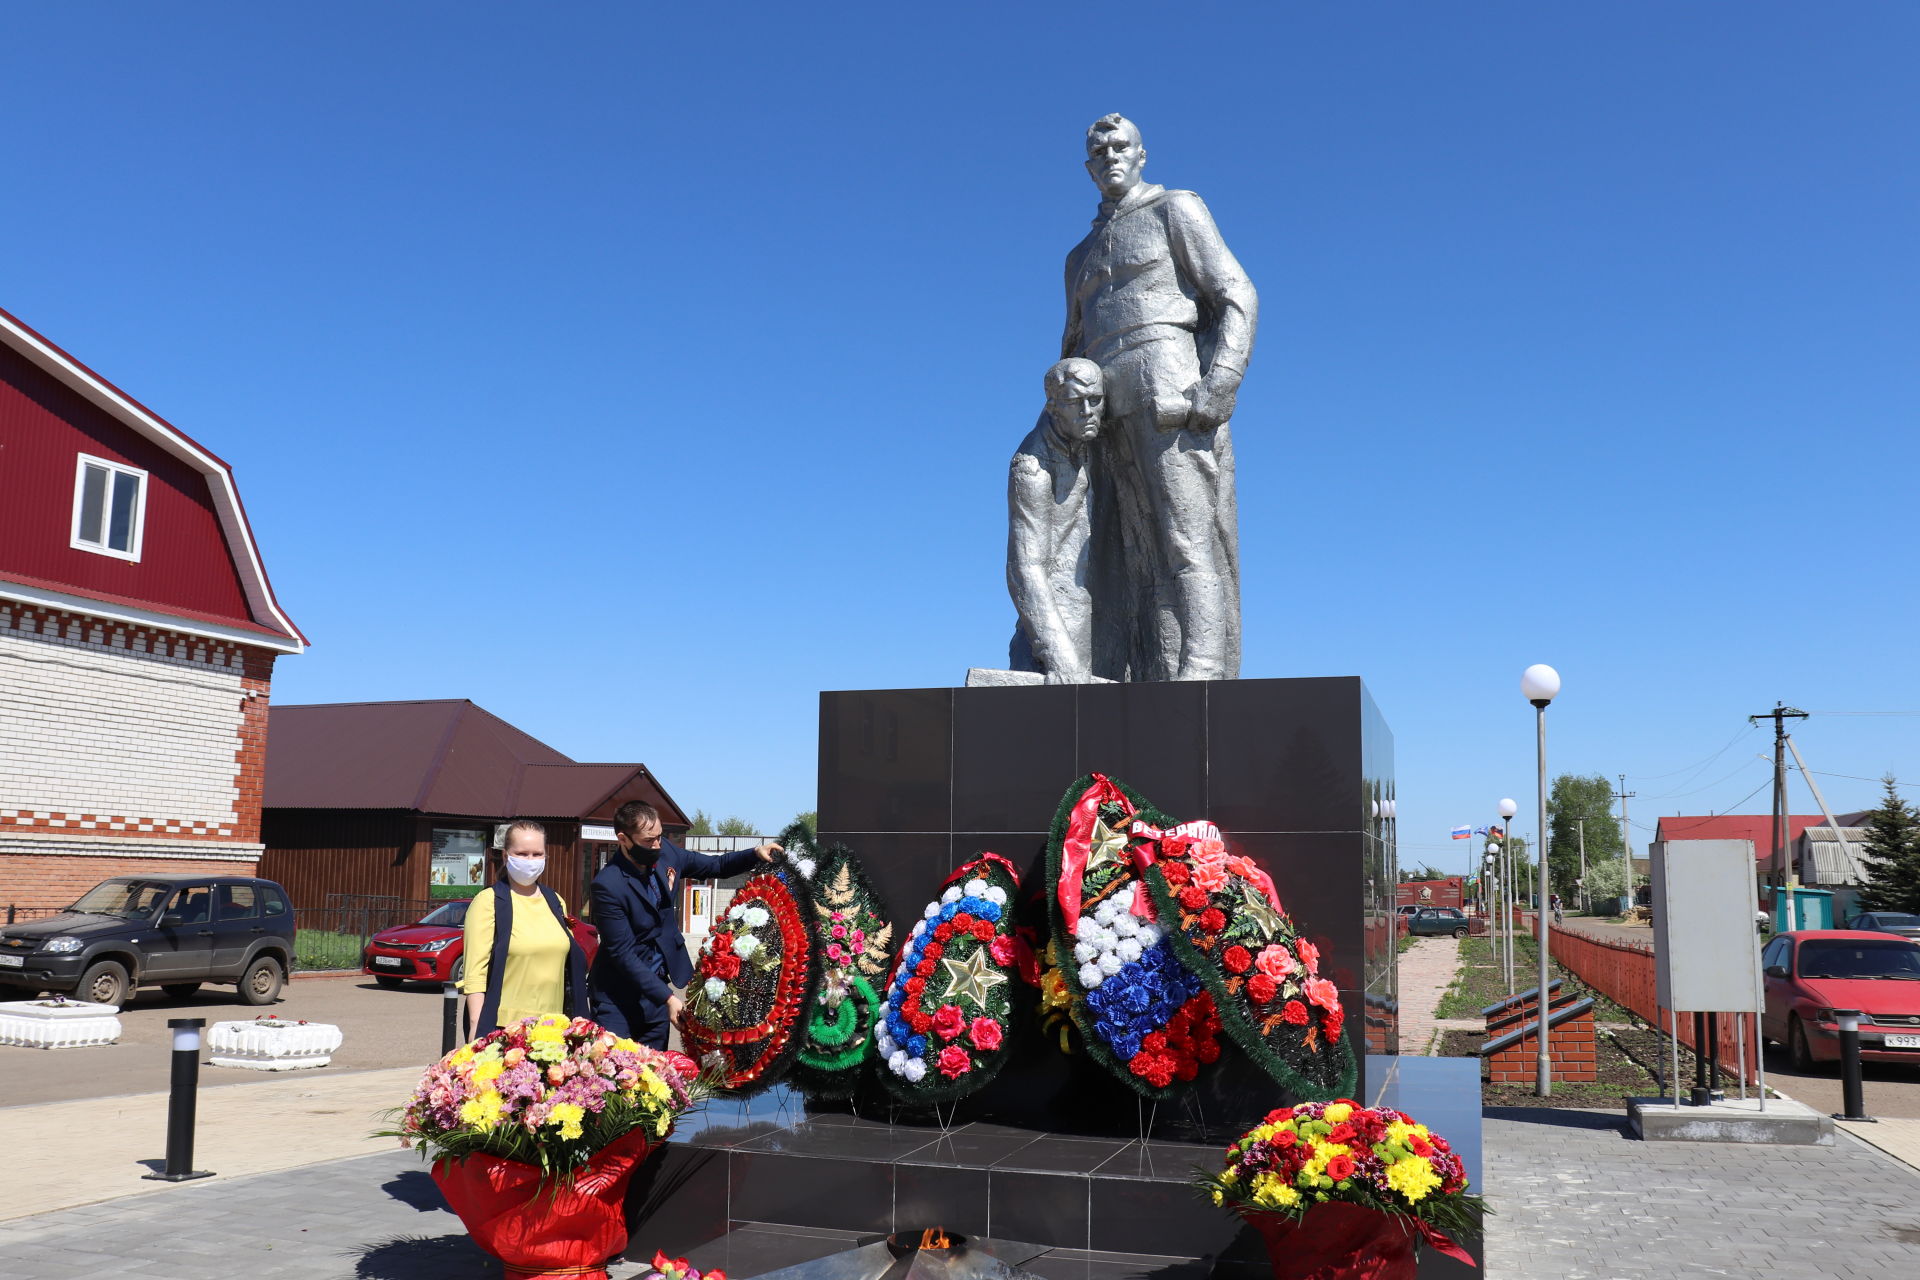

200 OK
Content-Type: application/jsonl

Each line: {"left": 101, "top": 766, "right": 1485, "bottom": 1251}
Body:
{"left": 505, "top": 855, "right": 545, "bottom": 886}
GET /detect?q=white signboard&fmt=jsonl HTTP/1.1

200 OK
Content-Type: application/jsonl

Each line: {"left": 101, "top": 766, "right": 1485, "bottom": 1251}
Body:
{"left": 1652, "top": 838, "right": 1761, "bottom": 1012}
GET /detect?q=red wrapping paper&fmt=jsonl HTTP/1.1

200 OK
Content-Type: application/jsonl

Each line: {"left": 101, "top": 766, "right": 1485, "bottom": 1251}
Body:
{"left": 1242, "top": 1202, "right": 1475, "bottom": 1280}
{"left": 431, "top": 1128, "right": 658, "bottom": 1280}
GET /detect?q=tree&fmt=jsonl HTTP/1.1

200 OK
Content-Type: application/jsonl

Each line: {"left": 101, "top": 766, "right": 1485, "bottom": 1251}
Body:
{"left": 790, "top": 811, "right": 818, "bottom": 838}
{"left": 1583, "top": 856, "right": 1628, "bottom": 906}
{"left": 686, "top": 809, "right": 714, "bottom": 836}
{"left": 716, "top": 815, "right": 758, "bottom": 837}
{"left": 1547, "top": 774, "right": 1624, "bottom": 902}
{"left": 1856, "top": 776, "right": 1920, "bottom": 914}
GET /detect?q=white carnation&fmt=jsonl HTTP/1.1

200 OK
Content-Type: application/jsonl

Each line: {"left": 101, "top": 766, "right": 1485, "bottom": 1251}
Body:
{"left": 1093, "top": 898, "right": 1119, "bottom": 924}
{"left": 1075, "top": 916, "right": 1101, "bottom": 940}
{"left": 925, "top": 903, "right": 943, "bottom": 920}
{"left": 1111, "top": 913, "right": 1138, "bottom": 938}
{"left": 910, "top": 919, "right": 927, "bottom": 938}
{"left": 902, "top": 1057, "right": 927, "bottom": 1082}
{"left": 984, "top": 886, "right": 1008, "bottom": 905}
{"left": 743, "top": 906, "right": 770, "bottom": 928}
{"left": 726, "top": 904, "right": 746, "bottom": 921}
{"left": 888, "top": 1049, "right": 907, "bottom": 1072}
{"left": 703, "top": 977, "right": 727, "bottom": 1001}
{"left": 1078, "top": 961, "right": 1105, "bottom": 988}
{"left": 1073, "top": 941, "right": 1098, "bottom": 965}
{"left": 1137, "top": 924, "right": 1163, "bottom": 948}
{"left": 733, "top": 935, "right": 761, "bottom": 960}
{"left": 942, "top": 886, "right": 963, "bottom": 904}
{"left": 877, "top": 1030, "right": 897, "bottom": 1057}
{"left": 792, "top": 856, "right": 817, "bottom": 879}
{"left": 1117, "top": 937, "right": 1143, "bottom": 963}
{"left": 1097, "top": 952, "right": 1124, "bottom": 976}
{"left": 964, "top": 878, "right": 988, "bottom": 896}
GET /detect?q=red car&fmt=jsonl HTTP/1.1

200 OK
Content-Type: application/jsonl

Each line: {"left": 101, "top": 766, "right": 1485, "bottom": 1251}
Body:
{"left": 363, "top": 899, "right": 599, "bottom": 988}
{"left": 1761, "top": 929, "right": 1920, "bottom": 1071}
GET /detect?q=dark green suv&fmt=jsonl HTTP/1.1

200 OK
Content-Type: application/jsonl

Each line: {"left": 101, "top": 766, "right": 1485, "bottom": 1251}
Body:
{"left": 0, "top": 875, "right": 295, "bottom": 1006}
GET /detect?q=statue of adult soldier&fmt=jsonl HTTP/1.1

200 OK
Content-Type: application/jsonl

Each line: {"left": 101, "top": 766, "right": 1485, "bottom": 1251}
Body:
{"left": 1007, "top": 358, "right": 1106, "bottom": 683}
{"left": 1065, "top": 114, "right": 1255, "bottom": 681}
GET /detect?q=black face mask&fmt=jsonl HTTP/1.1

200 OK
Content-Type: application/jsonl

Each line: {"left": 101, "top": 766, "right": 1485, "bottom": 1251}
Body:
{"left": 625, "top": 841, "right": 662, "bottom": 867}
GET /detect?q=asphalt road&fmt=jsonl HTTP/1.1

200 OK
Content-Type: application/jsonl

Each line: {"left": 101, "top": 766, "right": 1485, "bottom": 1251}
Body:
{"left": 1, "top": 972, "right": 447, "bottom": 1106}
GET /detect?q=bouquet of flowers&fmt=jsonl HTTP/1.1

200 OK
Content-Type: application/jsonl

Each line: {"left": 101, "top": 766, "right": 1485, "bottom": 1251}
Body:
{"left": 682, "top": 867, "right": 819, "bottom": 1092}
{"left": 1139, "top": 821, "right": 1357, "bottom": 1098}
{"left": 1047, "top": 775, "right": 1227, "bottom": 1097}
{"left": 875, "top": 852, "right": 1023, "bottom": 1104}
{"left": 638, "top": 1253, "right": 726, "bottom": 1280}
{"left": 392, "top": 1014, "right": 706, "bottom": 1178}
{"left": 781, "top": 828, "right": 894, "bottom": 1099}
{"left": 1197, "top": 1100, "right": 1481, "bottom": 1278}
{"left": 389, "top": 1016, "right": 712, "bottom": 1280}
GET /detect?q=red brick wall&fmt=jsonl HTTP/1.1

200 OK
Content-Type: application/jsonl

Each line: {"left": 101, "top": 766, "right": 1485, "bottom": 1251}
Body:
{"left": 1541, "top": 917, "right": 1758, "bottom": 1084}
{"left": 1489, "top": 1004, "right": 1596, "bottom": 1085}
{"left": 1, "top": 854, "right": 258, "bottom": 911}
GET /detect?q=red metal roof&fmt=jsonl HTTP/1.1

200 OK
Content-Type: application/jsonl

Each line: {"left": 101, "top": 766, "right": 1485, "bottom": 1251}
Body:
{"left": 263, "top": 699, "right": 688, "bottom": 824}
{"left": 0, "top": 305, "right": 304, "bottom": 650}
{"left": 1655, "top": 814, "right": 1825, "bottom": 861}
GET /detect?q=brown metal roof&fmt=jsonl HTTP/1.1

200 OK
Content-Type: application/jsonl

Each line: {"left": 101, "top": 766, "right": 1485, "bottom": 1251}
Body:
{"left": 263, "top": 700, "right": 688, "bottom": 824}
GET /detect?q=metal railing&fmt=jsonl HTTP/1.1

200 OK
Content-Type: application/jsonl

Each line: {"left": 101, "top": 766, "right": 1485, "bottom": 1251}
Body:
{"left": 3, "top": 905, "right": 67, "bottom": 925}
{"left": 293, "top": 896, "right": 441, "bottom": 973}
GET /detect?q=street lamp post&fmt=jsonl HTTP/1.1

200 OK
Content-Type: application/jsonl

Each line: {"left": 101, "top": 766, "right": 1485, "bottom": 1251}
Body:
{"left": 1498, "top": 798, "right": 1519, "bottom": 993}
{"left": 1522, "top": 664, "right": 1561, "bottom": 1097}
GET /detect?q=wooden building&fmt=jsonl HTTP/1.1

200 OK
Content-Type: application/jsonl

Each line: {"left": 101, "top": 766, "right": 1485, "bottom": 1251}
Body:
{"left": 259, "top": 699, "right": 688, "bottom": 912}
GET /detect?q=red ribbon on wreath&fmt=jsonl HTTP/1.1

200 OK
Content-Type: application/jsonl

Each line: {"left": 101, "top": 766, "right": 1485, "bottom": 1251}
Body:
{"left": 1057, "top": 774, "right": 1135, "bottom": 933}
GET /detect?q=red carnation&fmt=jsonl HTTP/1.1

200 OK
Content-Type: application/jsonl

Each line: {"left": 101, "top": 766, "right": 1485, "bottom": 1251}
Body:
{"left": 1195, "top": 1038, "right": 1222, "bottom": 1064}
{"left": 1199, "top": 908, "right": 1227, "bottom": 934}
{"left": 1174, "top": 1056, "right": 1200, "bottom": 1082}
{"left": 952, "top": 913, "right": 974, "bottom": 930}
{"left": 1247, "top": 974, "right": 1278, "bottom": 1004}
{"left": 924, "top": 942, "right": 945, "bottom": 962}
{"left": 1129, "top": 1050, "right": 1176, "bottom": 1089}
{"left": 1325, "top": 1154, "right": 1355, "bottom": 1182}
{"left": 1324, "top": 1008, "right": 1346, "bottom": 1042}
{"left": 907, "top": 1008, "right": 932, "bottom": 1033}
{"left": 936, "top": 1045, "right": 972, "bottom": 1079}
{"left": 971, "top": 920, "right": 995, "bottom": 942}
{"left": 1223, "top": 945, "right": 1252, "bottom": 974}
{"left": 915, "top": 959, "right": 936, "bottom": 979}
{"left": 989, "top": 934, "right": 1017, "bottom": 967}
{"left": 932, "top": 1004, "right": 966, "bottom": 1040}
{"left": 1409, "top": 1134, "right": 1434, "bottom": 1157}
{"left": 1178, "top": 886, "right": 1208, "bottom": 911}
{"left": 1160, "top": 836, "right": 1191, "bottom": 858}
{"left": 1161, "top": 861, "right": 1190, "bottom": 886}
{"left": 1142, "top": 1031, "right": 1168, "bottom": 1053}
{"left": 969, "top": 1017, "right": 1002, "bottom": 1051}
{"left": 1281, "top": 1000, "right": 1309, "bottom": 1025}
{"left": 906, "top": 976, "right": 927, "bottom": 996}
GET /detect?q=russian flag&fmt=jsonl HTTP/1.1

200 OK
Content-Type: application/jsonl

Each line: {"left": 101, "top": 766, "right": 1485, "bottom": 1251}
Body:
{"left": 1450, "top": 825, "right": 1472, "bottom": 840}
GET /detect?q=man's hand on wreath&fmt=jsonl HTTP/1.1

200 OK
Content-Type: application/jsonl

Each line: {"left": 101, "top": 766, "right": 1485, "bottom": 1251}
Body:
{"left": 667, "top": 993, "right": 685, "bottom": 1030}
{"left": 754, "top": 842, "right": 783, "bottom": 862}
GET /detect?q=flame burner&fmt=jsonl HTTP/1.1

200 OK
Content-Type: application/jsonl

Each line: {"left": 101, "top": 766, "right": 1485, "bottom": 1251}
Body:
{"left": 752, "top": 1227, "right": 1046, "bottom": 1280}
{"left": 887, "top": 1228, "right": 963, "bottom": 1258}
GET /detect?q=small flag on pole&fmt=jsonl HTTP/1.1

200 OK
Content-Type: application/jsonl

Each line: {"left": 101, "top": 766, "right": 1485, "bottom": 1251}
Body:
{"left": 1450, "top": 825, "right": 1472, "bottom": 840}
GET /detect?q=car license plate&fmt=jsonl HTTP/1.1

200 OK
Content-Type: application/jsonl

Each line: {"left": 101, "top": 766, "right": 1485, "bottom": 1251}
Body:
{"left": 0, "top": 954, "right": 22, "bottom": 968}
{"left": 373, "top": 956, "right": 403, "bottom": 969}
{"left": 1886, "top": 1033, "right": 1920, "bottom": 1049}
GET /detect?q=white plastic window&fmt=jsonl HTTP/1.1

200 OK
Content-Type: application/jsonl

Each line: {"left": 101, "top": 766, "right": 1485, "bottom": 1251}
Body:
{"left": 71, "top": 454, "right": 147, "bottom": 561}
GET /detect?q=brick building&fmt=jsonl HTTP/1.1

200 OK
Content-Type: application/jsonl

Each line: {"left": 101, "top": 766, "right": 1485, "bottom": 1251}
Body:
{"left": 0, "top": 307, "right": 305, "bottom": 909}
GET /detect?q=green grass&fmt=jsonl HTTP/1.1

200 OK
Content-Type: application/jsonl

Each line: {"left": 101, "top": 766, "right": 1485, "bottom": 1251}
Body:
{"left": 1433, "top": 934, "right": 1632, "bottom": 1022}
{"left": 1396, "top": 933, "right": 1419, "bottom": 955}
{"left": 294, "top": 929, "right": 364, "bottom": 972}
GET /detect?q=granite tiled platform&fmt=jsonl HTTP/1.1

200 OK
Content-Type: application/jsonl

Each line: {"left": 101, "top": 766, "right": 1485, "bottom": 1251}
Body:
{"left": 631, "top": 1056, "right": 1481, "bottom": 1277}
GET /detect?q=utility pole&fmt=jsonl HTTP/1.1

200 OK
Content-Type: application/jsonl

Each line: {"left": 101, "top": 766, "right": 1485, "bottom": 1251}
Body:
{"left": 1576, "top": 818, "right": 1587, "bottom": 914}
{"left": 1749, "top": 703, "right": 1809, "bottom": 895}
{"left": 1612, "top": 776, "right": 1636, "bottom": 915}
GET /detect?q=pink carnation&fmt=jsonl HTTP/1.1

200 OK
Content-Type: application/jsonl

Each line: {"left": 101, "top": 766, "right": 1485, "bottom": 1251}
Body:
{"left": 969, "top": 1017, "right": 1003, "bottom": 1051}
{"left": 1253, "top": 945, "right": 1295, "bottom": 981}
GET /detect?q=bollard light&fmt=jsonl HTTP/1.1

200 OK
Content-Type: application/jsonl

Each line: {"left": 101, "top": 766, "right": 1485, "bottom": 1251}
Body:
{"left": 1832, "top": 1009, "right": 1874, "bottom": 1123}
{"left": 442, "top": 982, "right": 463, "bottom": 1055}
{"left": 143, "top": 1017, "right": 214, "bottom": 1182}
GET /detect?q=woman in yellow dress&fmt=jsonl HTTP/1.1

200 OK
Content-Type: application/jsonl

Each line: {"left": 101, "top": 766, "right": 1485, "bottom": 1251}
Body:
{"left": 461, "top": 820, "right": 589, "bottom": 1037}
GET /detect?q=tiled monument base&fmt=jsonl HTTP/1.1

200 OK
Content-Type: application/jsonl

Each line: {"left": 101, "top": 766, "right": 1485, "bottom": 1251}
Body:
{"left": 815, "top": 677, "right": 1400, "bottom": 1142}
{"left": 634, "top": 1057, "right": 1481, "bottom": 1279}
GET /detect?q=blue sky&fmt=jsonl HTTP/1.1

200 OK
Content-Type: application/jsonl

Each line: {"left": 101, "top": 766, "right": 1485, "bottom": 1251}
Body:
{"left": 4, "top": 4, "right": 1915, "bottom": 868}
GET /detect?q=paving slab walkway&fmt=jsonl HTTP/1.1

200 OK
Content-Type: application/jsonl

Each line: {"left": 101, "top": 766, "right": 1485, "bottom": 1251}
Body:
{"left": 0, "top": 1066, "right": 414, "bottom": 1221}
{"left": 1484, "top": 1107, "right": 1920, "bottom": 1279}
{"left": 1396, "top": 936, "right": 1474, "bottom": 1055}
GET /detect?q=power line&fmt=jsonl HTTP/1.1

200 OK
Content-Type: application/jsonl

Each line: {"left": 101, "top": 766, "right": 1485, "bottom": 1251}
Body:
{"left": 1805, "top": 711, "right": 1920, "bottom": 717}
{"left": 1639, "top": 754, "right": 1773, "bottom": 802}
{"left": 1626, "top": 724, "right": 1761, "bottom": 783}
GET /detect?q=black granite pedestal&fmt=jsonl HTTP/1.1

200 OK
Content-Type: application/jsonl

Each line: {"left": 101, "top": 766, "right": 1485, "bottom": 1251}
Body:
{"left": 816, "top": 677, "right": 1399, "bottom": 1141}
{"left": 635, "top": 1056, "right": 1481, "bottom": 1279}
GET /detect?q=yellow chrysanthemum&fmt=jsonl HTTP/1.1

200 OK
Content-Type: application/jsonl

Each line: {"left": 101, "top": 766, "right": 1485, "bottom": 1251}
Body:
{"left": 613, "top": 1037, "right": 641, "bottom": 1053}
{"left": 1250, "top": 1173, "right": 1302, "bottom": 1209}
{"left": 1384, "top": 1155, "right": 1442, "bottom": 1203}
{"left": 1301, "top": 1141, "right": 1351, "bottom": 1180}
{"left": 471, "top": 1059, "right": 504, "bottom": 1085}
{"left": 449, "top": 1045, "right": 477, "bottom": 1068}
{"left": 548, "top": 1102, "right": 585, "bottom": 1140}
{"left": 459, "top": 1090, "right": 504, "bottom": 1128}
{"left": 1323, "top": 1102, "right": 1353, "bottom": 1125}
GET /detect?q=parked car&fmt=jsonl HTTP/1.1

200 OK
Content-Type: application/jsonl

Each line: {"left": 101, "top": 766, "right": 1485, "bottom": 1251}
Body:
{"left": 0, "top": 875, "right": 294, "bottom": 1006}
{"left": 1407, "top": 907, "right": 1471, "bottom": 939}
{"left": 362, "top": 899, "right": 600, "bottom": 988}
{"left": 1845, "top": 912, "right": 1920, "bottom": 941}
{"left": 1760, "top": 929, "right": 1920, "bottom": 1071}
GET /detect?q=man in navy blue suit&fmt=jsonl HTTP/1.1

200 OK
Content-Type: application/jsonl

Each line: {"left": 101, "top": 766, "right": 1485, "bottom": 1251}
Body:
{"left": 588, "top": 800, "right": 779, "bottom": 1048}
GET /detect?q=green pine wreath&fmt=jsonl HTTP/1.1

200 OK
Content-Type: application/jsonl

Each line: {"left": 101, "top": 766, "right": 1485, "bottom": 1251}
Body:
{"left": 779, "top": 825, "right": 894, "bottom": 1099}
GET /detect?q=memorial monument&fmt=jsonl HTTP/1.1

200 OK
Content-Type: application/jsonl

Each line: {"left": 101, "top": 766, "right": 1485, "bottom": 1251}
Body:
{"left": 984, "top": 113, "right": 1256, "bottom": 686}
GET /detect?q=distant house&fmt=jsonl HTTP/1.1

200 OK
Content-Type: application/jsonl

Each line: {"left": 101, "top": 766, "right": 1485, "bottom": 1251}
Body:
{"left": 1653, "top": 814, "right": 1824, "bottom": 884}
{"left": 0, "top": 307, "right": 305, "bottom": 910}
{"left": 1794, "top": 825, "right": 1870, "bottom": 919}
{"left": 258, "top": 700, "right": 688, "bottom": 912}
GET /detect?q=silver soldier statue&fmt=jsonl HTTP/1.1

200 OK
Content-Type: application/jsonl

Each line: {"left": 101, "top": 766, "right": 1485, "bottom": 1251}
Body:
{"left": 1066, "top": 114, "right": 1255, "bottom": 681}
{"left": 1007, "top": 358, "right": 1106, "bottom": 683}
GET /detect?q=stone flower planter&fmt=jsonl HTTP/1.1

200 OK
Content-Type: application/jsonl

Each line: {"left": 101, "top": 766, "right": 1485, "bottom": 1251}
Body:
{"left": 0, "top": 998, "right": 122, "bottom": 1049}
{"left": 207, "top": 1018, "right": 343, "bottom": 1070}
